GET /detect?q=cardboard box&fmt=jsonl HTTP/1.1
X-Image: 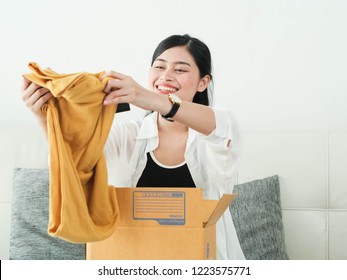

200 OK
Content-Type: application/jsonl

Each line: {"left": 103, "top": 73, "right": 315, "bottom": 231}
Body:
{"left": 86, "top": 187, "right": 236, "bottom": 260}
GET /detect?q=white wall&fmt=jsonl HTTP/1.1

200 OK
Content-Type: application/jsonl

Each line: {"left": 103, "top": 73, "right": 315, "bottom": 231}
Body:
{"left": 0, "top": 0, "right": 346, "bottom": 131}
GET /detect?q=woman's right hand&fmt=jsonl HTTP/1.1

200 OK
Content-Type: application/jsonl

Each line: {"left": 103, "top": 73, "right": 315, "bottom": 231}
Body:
{"left": 21, "top": 77, "right": 53, "bottom": 118}
{"left": 21, "top": 77, "right": 53, "bottom": 135}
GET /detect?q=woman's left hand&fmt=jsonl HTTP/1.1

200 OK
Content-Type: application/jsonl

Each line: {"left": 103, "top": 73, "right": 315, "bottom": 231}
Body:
{"left": 102, "top": 71, "right": 153, "bottom": 110}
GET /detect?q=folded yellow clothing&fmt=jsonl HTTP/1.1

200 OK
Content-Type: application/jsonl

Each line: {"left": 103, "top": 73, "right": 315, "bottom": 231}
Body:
{"left": 23, "top": 62, "right": 119, "bottom": 243}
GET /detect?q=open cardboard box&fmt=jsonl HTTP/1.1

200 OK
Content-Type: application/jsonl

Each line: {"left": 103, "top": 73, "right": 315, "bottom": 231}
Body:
{"left": 86, "top": 187, "right": 236, "bottom": 260}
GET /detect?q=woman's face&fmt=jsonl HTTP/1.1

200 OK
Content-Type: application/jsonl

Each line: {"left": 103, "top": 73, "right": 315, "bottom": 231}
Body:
{"left": 149, "top": 46, "right": 209, "bottom": 102}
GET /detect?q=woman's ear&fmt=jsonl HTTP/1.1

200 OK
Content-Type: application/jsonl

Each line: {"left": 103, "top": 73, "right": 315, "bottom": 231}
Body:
{"left": 197, "top": 75, "right": 211, "bottom": 92}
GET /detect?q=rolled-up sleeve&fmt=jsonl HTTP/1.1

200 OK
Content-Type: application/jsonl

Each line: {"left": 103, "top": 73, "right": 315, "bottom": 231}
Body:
{"left": 202, "top": 107, "right": 242, "bottom": 152}
{"left": 198, "top": 107, "right": 243, "bottom": 193}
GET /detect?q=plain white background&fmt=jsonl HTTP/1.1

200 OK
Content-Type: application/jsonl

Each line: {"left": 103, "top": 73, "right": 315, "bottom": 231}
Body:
{"left": 0, "top": 0, "right": 346, "bottom": 131}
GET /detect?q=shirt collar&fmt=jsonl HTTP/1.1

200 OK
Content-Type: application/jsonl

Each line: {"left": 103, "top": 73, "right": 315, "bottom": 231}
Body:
{"left": 136, "top": 111, "right": 197, "bottom": 146}
{"left": 136, "top": 111, "right": 159, "bottom": 140}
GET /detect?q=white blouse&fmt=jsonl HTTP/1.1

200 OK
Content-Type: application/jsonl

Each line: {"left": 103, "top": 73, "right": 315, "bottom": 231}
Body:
{"left": 104, "top": 107, "right": 245, "bottom": 260}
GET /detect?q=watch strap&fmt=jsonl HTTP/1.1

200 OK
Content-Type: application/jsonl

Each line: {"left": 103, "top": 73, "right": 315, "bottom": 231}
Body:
{"left": 161, "top": 94, "right": 181, "bottom": 121}
{"left": 161, "top": 102, "right": 180, "bottom": 120}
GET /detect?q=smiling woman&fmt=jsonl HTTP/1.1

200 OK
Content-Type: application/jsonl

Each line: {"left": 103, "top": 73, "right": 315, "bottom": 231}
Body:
{"left": 21, "top": 34, "right": 245, "bottom": 260}
{"left": 150, "top": 34, "right": 213, "bottom": 106}
{"left": 150, "top": 47, "right": 209, "bottom": 102}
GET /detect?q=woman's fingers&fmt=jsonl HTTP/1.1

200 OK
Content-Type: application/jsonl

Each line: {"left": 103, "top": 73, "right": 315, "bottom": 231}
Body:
{"left": 101, "top": 70, "right": 128, "bottom": 80}
{"left": 25, "top": 87, "right": 50, "bottom": 106}
{"left": 103, "top": 78, "right": 122, "bottom": 94}
{"left": 22, "top": 81, "right": 42, "bottom": 101}
{"left": 102, "top": 71, "right": 130, "bottom": 93}
{"left": 21, "top": 80, "right": 52, "bottom": 114}
{"left": 21, "top": 77, "right": 31, "bottom": 91}
{"left": 103, "top": 88, "right": 129, "bottom": 105}
{"left": 32, "top": 92, "right": 53, "bottom": 113}
{"left": 101, "top": 71, "right": 147, "bottom": 108}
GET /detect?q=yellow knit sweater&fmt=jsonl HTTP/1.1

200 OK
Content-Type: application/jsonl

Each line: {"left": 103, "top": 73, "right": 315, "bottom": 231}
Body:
{"left": 24, "top": 62, "right": 119, "bottom": 243}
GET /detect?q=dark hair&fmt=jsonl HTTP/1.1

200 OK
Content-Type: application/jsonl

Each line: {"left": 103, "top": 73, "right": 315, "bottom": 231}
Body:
{"left": 151, "top": 34, "right": 213, "bottom": 106}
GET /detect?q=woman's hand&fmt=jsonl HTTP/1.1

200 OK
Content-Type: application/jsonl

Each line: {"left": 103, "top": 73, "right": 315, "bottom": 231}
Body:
{"left": 102, "top": 71, "right": 153, "bottom": 110}
{"left": 21, "top": 77, "right": 53, "bottom": 135}
{"left": 21, "top": 77, "right": 53, "bottom": 117}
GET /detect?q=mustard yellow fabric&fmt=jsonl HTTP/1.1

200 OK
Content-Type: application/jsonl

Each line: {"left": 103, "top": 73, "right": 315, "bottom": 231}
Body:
{"left": 23, "top": 62, "right": 119, "bottom": 243}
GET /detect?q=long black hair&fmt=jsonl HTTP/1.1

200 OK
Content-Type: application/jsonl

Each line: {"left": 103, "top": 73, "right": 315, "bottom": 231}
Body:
{"left": 151, "top": 34, "right": 213, "bottom": 106}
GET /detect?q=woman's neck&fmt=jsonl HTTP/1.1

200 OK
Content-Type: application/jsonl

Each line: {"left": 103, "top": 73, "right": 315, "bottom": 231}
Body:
{"left": 157, "top": 114, "right": 188, "bottom": 134}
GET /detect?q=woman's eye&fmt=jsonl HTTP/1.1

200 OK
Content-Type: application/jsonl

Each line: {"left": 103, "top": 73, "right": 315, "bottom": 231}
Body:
{"left": 175, "top": 68, "right": 187, "bottom": 73}
{"left": 154, "top": 66, "right": 165, "bottom": 70}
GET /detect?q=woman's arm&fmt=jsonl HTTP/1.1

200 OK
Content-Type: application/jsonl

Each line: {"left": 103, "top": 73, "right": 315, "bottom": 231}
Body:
{"left": 102, "top": 71, "right": 216, "bottom": 136}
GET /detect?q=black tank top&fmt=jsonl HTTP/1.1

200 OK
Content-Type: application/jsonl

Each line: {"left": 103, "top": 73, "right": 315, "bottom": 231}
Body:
{"left": 136, "top": 152, "right": 196, "bottom": 188}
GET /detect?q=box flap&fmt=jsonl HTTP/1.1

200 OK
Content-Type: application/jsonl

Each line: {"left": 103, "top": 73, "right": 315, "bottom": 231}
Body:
{"left": 201, "top": 200, "right": 219, "bottom": 225}
{"left": 204, "top": 193, "right": 237, "bottom": 228}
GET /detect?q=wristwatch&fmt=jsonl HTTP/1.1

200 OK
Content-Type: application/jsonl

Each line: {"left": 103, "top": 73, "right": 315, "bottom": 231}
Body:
{"left": 161, "top": 94, "right": 182, "bottom": 121}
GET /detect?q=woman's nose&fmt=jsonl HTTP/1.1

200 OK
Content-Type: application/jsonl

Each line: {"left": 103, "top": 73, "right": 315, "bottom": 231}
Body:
{"left": 160, "top": 69, "right": 174, "bottom": 81}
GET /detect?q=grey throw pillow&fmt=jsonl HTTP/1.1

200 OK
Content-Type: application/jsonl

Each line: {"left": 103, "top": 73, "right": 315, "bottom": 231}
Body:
{"left": 10, "top": 168, "right": 85, "bottom": 260}
{"left": 230, "top": 175, "right": 289, "bottom": 260}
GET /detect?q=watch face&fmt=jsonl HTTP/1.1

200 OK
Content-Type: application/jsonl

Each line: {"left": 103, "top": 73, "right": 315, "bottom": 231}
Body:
{"left": 169, "top": 94, "right": 182, "bottom": 104}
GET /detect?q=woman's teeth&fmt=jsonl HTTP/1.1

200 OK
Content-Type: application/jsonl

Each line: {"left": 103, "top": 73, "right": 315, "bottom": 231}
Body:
{"left": 158, "top": 86, "right": 177, "bottom": 92}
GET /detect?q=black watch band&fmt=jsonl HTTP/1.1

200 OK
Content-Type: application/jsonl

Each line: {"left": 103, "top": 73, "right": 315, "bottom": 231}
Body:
{"left": 161, "top": 103, "right": 180, "bottom": 119}
{"left": 161, "top": 94, "right": 181, "bottom": 121}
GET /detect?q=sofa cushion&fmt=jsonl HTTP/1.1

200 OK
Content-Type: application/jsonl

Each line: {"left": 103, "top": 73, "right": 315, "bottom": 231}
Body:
{"left": 10, "top": 168, "right": 85, "bottom": 260}
{"left": 231, "top": 175, "right": 289, "bottom": 259}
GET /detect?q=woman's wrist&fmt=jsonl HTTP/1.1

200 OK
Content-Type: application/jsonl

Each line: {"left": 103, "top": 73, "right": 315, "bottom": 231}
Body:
{"left": 36, "top": 114, "right": 48, "bottom": 134}
{"left": 148, "top": 92, "right": 172, "bottom": 115}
